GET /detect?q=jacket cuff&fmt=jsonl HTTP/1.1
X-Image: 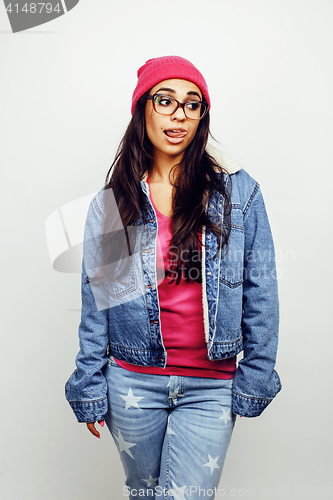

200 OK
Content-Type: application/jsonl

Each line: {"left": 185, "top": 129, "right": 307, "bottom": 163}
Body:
{"left": 67, "top": 396, "right": 108, "bottom": 423}
{"left": 232, "top": 391, "right": 275, "bottom": 418}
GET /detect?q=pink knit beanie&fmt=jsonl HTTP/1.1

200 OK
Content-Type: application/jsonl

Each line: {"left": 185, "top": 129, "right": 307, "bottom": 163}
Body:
{"left": 131, "top": 56, "right": 210, "bottom": 115}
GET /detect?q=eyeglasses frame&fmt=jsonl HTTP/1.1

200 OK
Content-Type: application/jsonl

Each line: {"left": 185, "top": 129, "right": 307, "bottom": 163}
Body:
{"left": 146, "top": 93, "right": 208, "bottom": 120}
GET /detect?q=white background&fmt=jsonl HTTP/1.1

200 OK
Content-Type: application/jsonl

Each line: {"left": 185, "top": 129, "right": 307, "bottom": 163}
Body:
{"left": 1, "top": 1, "right": 332, "bottom": 499}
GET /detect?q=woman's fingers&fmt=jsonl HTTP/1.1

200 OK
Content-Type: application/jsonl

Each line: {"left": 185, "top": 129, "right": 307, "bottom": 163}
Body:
{"left": 86, "top": 421, "right": 101, "bottom": 438}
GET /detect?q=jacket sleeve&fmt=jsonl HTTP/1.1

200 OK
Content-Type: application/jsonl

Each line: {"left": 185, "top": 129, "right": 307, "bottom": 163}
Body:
{"left": 232, "top": 179, "right": 282, "bottom": 417}
{"left": 65, "top": 195, "right": 109, "bottom": 423}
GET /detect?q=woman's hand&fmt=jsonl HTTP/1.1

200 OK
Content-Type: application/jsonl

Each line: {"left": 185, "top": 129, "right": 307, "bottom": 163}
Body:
{"left": 86, "top": 420, "right": 105, "bottom": 438}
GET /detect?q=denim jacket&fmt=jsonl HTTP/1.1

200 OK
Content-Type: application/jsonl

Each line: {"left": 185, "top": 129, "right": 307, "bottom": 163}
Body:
{"left": 65, "top": 159, "right": 281, "bottom": 422}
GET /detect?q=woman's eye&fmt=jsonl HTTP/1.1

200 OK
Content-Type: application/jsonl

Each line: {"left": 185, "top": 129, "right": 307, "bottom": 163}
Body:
{"left": 186, "top": 102, "right": 200, "bottom": 111}
{"left": 156, "top": 96, "right": 173, "bottom": 107}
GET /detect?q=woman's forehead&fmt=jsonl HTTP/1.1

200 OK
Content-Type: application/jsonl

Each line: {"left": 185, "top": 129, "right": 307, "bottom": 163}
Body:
{"left": 150, "top": 79, "right": 202, "bottom": 98}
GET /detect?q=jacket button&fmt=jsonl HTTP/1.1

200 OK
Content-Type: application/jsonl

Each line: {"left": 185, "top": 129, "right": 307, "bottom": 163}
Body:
{"left": 208, "top": 271, "right": 211, "bottom": 275}
{"left": 208, "top": 235, "right": 211, "bottom": 239}
{"left": 210, "top": 204, "right": 214, "bottom": 209}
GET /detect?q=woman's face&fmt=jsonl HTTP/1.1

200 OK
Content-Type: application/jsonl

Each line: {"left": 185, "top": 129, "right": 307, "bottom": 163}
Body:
{"left": 145, "top": 79, "right": 202, "bottom": 162}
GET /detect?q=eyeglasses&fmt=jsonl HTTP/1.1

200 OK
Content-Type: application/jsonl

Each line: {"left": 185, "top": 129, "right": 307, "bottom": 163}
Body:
{"left": 146, "top": 93, "right": 208, "bottom": 120}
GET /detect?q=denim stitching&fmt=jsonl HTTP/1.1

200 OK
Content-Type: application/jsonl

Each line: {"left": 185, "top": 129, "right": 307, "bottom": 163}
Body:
{"left": 224, "top": 223, "right": 245, "bottom": 231}
{"left": 209, "top": 335, "right": 242, "bottom": 345}
{"left": 92, "top": 194, "right": 104, "bottom": 219}
{"left": 179, "top": 377, "right": 184, "bottom": 398}
{"left": 68, "top": 395, "right": 107, "bottom": 404}
{"left": 109, "top": 343, "right": 161, "bottom": 352}
{"left": 219, "top": 277, "right": 244, "bottom": 288}
{"left": 164, "top": 414, "right": 171, "bottom": 500}
{"left": 243, "top": 182, "right": 260, "bottom": 219}
{"left": 232, "top": 389, "right": 273, "bottom": 402}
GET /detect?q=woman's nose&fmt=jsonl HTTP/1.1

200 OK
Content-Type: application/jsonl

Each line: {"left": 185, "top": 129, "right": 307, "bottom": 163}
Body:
{"left": 171, "top": 106, "right": 186, "bottom": 121}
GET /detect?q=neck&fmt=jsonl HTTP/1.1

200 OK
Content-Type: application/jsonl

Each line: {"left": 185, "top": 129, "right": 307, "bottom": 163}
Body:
{"left": 149, "top": 149, "right": 183, "bottom": 184}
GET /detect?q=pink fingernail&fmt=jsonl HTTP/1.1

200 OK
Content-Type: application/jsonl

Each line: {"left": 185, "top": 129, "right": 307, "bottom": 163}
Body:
{"left": 100, "top": 420, "right": 105, "bottom": 427}
{"left": 97, "top": 435, "right": 101, "bottom": 439}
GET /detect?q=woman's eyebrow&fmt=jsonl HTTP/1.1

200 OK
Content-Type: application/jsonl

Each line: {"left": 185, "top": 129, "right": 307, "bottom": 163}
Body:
{"left": 155, "top": 87, "right": 176, "bottom": 94}
{"left": 155, "top": 87, "right": 202, "bottom": 99}
{"left": 187, "top": 91, "right": 201, "bottom": 99}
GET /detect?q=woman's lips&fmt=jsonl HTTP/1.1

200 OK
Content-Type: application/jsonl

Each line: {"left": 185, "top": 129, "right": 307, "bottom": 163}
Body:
{"left": 164, "top": 128, "right": 187, "bottom": 144}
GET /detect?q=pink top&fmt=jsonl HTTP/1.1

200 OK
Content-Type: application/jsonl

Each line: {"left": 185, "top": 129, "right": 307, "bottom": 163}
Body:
{"left": 115, "top": 179, "right": 236, "bottom": 379}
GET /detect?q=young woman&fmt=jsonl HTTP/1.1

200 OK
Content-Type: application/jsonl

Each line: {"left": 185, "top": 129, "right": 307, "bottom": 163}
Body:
{"left": 65, "top": 56, "right": 281, "bottom": 499}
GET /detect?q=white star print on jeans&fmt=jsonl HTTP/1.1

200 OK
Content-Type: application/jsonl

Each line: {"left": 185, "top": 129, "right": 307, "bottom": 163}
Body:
{"left": 112, "top": 429, "right": 137, "bottom": 459}
{"left": 219, "top": 408, "right": 232, "bottom": 426}
{"left": 103, "top": 359, "right": 236, "bottom": 500}
{"left": 142, "top": 475, "right": 158, "bottom": 487}
{"left": 168, "top": 480, "right": 187, "bottom": 499}
{"left": 120, "top": 387, "right": 144, "bottom": 410}
{"left": 203, "top": 455, "right": 220, "bottom": 474}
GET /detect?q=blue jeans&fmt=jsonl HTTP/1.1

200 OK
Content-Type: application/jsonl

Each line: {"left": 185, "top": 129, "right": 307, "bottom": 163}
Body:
{"left": 103, "top": 357, "right": 236, "bottom": 499}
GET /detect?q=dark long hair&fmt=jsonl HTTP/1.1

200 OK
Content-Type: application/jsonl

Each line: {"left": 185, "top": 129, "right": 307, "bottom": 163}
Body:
{"left": 91, "top": 90, "right": 231, "bottom": 286}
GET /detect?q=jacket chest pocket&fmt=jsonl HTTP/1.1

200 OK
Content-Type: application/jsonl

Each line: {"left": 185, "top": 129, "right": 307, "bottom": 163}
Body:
{"left": 104, "top": 256, "right": 137, "bottom": 299}
{"left": 87, "top": 255, "right": 137, "bottom": 312}
{"left": 99, "top": 226, "right": 141, "bottom": 300}
{"left": 219, "top": 212, "right": 245, "bottom": 288}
